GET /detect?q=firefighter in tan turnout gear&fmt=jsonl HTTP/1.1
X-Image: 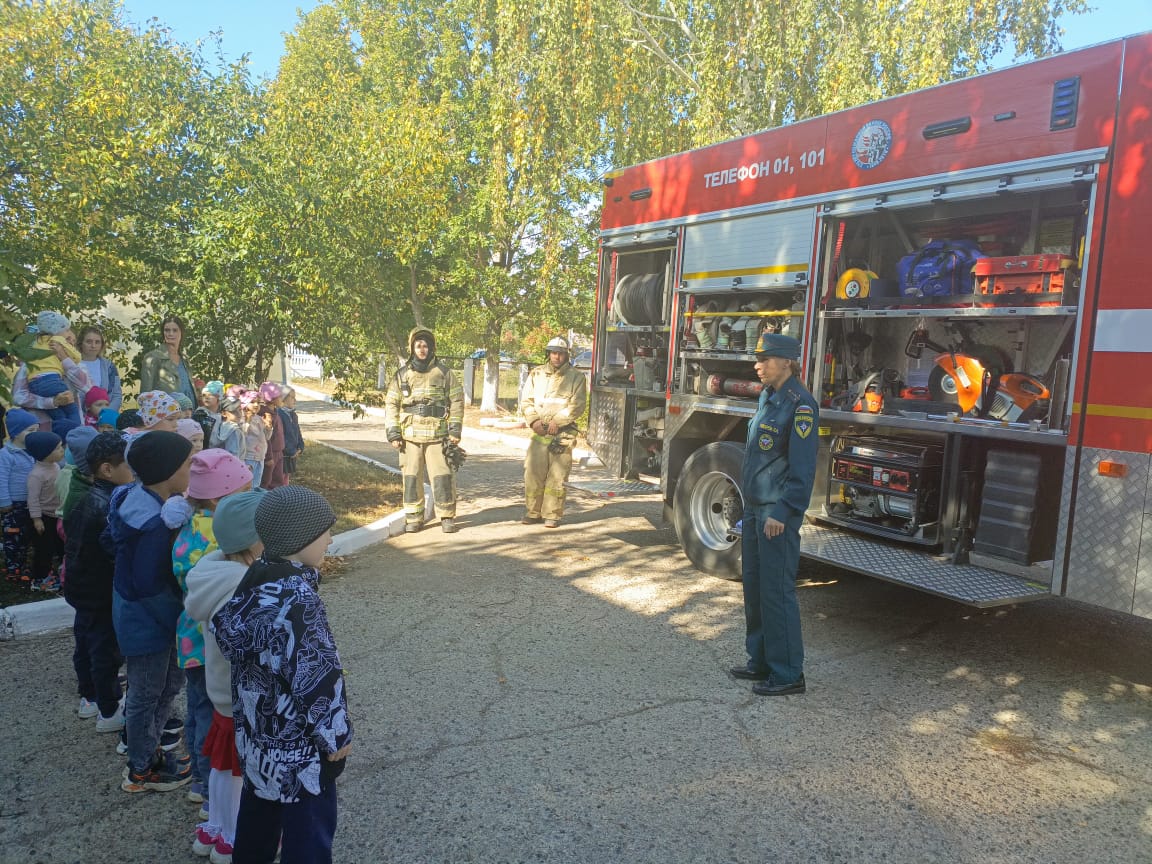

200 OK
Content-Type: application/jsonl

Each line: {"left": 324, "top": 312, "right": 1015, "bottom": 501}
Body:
{"left": 385, "top": 328, "right": 465, "bottom": 533}
{"left": 520, "top": 336, "right": 587, "bottom": 528}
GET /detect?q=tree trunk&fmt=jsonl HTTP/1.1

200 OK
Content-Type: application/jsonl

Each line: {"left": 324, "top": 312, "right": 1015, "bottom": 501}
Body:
{"left": 480, "top": 351, "right": 501, "bottom": 413}
{"left": 408, "top": 262, "right": 425, "bottom": 328}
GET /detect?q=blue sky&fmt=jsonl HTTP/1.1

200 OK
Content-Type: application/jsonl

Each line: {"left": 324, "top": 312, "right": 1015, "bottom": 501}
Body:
{"left": 119, "top": 0, "right": 1152, "bottom": 81}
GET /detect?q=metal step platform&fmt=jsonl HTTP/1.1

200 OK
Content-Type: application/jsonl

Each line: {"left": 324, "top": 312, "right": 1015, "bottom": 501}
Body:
{"left": 565, "top": 478, "right": 660, "bottom": 498}
{"left": 799, "top": 523, "right": 1052, "bottom": 607}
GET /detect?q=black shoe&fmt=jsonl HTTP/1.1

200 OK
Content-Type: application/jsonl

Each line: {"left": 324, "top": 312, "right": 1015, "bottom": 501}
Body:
{"left": 729, "top": 664, "right": 769, "bottom": 681}
{"left": 752, "top": 675, "right": 806, "bottom": 696}
{"left": 405, "top": 521, "right": 424, "bottom": 534}
{"left": 521, "top": 516, "right": 543, "bottom": 525}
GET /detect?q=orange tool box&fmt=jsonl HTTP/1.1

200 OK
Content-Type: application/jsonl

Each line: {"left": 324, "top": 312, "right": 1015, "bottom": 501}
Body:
{"left": 973, "top": 255, "right": 1077, "bottom": 305}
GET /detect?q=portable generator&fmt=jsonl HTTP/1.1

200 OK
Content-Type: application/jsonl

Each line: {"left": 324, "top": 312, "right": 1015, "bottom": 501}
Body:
{"left": 823, "top": 435, "right": 945, "bottom": 545}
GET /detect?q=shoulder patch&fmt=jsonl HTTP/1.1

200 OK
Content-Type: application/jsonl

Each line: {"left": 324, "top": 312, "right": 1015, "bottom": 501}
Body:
{"left": 794, "top": 413, "right": 814, "bottom": 439}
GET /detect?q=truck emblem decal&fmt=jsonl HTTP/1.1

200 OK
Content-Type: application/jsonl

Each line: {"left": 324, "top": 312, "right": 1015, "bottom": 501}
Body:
{"left": 851, "top": 120, "right": 893, "bottom": 169}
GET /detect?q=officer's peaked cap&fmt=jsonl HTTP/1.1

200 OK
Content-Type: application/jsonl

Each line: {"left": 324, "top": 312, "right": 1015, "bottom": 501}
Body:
{"left": 754, "top": 333, "right": 801, "bottom": 360}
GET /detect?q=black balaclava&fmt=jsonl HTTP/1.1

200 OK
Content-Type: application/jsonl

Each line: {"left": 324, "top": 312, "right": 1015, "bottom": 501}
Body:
{"left": 409, "top": 328, "right": 436, "bottom": 373}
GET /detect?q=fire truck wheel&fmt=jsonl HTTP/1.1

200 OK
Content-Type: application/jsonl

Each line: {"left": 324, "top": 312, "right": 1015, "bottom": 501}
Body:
{"left": 673, "top": 441, "right": 745, "bottom": 581}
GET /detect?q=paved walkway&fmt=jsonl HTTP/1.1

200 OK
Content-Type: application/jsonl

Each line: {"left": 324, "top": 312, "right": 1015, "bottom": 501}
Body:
{"left": 1, "top": 399, "right": 1150, "bottom": 863}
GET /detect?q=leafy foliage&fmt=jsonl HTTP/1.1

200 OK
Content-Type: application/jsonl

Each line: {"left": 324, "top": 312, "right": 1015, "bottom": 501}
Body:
{"left": 0, "top": 0, "right": 1085, "bottom": 405}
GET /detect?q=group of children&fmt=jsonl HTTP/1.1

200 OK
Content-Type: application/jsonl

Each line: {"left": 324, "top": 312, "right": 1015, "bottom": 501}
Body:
{"left": 3, "top": 310, "right": 348, "bottom": 862}
{"left": 1, "top": 377, "right": 304, "bottom": 592}
{"left": 2, "top": 402, "right": 351, "bottom": 863}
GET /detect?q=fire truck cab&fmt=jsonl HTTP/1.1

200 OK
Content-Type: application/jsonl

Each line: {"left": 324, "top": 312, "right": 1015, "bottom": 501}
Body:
{"left": 588, "top": 33, "right": 1152, "bottom": 619}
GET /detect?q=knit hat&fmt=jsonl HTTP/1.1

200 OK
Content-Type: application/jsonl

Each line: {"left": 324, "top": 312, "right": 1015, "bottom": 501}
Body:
{"left": 137, "top": 391, "right": 181, "bottom": 428}
{"left": 126, "top": 430, "right": 192, "bottom": 485}
{"left": 35, "top": 310, "right": 70, "bottom": 336}
{"left": 219, "top": 397, "right": 241, "bottom": 415}
{"left": 85, "top": 432, "right": 126, "bottom": 473}
{"left": 202, "top": 380, "right": 225, "bottom": 397}
{"left": 187, "top": 449, "right": 252, "bottom": 501}
{"left": 4, "top": 408, "right": 40, "bottom": 440}
{"left": 66, "top": 426, "right": 100, "bottom": 475}
{"left": 258, "top": 381, "right": 283, "bottom": 402}
{"left": 25, "top": 431, "right": 62, "bottom": 461}
{"left": 255, "top": 485, "right": 336, "bottom": 559}
{"left": 171, "top": 392, "right": 195, "bottom": 412}
{"left": 84, "top": 386, "right": 110, "bottom": 410}
{"left": 213, "top": 489, "right": 267, "bottom": 554}
{"left": 116, "top": 409, "right": 141, "bottom": 431}
{"left": 98, "top": 408, "right": 120, "bottom": 428}
{"left": 176, "top": 418, "right": 205, "bottom": 443}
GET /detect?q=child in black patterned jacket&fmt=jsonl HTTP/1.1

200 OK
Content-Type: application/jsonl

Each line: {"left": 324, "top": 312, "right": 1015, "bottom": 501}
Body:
{"left": 211, "top": 486, "right": 352, "bottom": 864}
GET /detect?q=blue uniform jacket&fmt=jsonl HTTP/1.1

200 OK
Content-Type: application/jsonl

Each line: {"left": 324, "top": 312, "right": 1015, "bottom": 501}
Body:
{"left": 742, "top": 376, "right": 820, "bottom": 523}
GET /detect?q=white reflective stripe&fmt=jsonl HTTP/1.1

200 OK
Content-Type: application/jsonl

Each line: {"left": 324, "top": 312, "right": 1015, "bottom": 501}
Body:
{"left": 1094, "top": 309, "right": 1152, "bottom": 352}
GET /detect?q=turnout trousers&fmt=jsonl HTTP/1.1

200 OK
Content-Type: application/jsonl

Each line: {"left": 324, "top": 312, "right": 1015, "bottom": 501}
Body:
{"left": 401, "top": 440, "right": 455, "bottom": 525}
{"left": 523, "top": 436, "right": 573, "bottom": 521}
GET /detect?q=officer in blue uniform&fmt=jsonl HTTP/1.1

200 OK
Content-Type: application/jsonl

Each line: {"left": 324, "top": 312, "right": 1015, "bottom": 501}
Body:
{"left": 730, "top": 332, "right": 819, "bottom": 695}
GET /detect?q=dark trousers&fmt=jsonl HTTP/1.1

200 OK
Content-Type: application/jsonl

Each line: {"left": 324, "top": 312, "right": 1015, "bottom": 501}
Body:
{"left": 124, "top": 646, "right": 184, "bottom": 773}
{"left": 27, "top": 373, "right": 82, "bottom": 436}
{"left": 72, "top": 608, "right": 123, "bottom": 716}
{"left": 30, "top": 513, "right": 63, "bottom": 582}
{"left": 233, "top": 782, "right": 338, "bottom": 864}
{"left": 741, "top": 507, "right": 805, "bottom": 685}
{"left": 2, "top": 503, "right": 31, "bottom": 579}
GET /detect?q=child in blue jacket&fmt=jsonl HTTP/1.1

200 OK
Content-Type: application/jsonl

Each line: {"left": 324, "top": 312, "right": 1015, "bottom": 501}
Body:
{"left": 0, "top": 409, "right": 41, "bottom": 584}
{"left": 105, "top": 430, "right": 195, "bottom": 792}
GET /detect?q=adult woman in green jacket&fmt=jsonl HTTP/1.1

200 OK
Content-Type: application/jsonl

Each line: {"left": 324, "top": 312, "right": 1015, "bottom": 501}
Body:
{"left": 138, "top": 316, "right": 197, "bottom": 406}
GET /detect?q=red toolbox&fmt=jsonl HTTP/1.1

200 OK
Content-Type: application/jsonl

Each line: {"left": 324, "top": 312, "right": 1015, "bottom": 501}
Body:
{"left": 974, "top": 255, "right": 1077, "bottom": 305}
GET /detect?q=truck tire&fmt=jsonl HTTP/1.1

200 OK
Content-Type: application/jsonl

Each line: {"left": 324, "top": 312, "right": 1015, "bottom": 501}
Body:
{"left": 673, "top": 441, "right": 745, "bottom": 580}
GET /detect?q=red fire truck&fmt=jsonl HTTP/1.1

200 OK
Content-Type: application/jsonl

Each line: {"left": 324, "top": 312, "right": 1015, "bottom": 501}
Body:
{"left": 587, "top": 32, "right": 1152, "bottom": 620}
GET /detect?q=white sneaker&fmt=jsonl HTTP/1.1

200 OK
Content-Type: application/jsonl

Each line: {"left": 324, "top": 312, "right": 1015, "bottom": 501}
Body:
{"left": 95, "top": 704, "right": 125, "bottom": 732}
{"left": 77, "top": 698, "right": 99, "bottom": 719}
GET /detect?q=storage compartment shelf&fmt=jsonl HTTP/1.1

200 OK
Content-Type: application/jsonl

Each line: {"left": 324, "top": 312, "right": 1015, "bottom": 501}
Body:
{"left": 821, "top": 305, "right": 1077, "bottom": 319}
{"left": 606, "top": 324, "right": 671, "bottom": 332}
{"left": 681, "top": 350, "right": 757, "bottom": 362}
{"left": 821, "top": 409, "right": 1068, "bottom": 443}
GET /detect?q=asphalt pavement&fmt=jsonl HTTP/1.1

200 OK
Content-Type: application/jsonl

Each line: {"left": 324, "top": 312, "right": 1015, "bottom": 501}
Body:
{"left": 0, "top": 398, "right": 1149, "bottom": 863}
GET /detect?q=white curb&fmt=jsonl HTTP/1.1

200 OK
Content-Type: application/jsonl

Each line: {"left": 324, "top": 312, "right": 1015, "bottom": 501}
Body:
{"left": 0, "top": 443, "right": 423, "bottom": 642}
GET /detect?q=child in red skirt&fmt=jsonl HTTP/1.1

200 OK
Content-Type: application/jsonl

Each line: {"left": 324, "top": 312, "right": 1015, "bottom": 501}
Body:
{"left": 184, "top": 490, "right": 266, "bottom": 864}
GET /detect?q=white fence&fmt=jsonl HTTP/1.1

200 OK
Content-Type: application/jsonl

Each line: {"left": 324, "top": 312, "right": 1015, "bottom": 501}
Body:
{"left": 285, "top": 345, "right": 324, "bottom": 379}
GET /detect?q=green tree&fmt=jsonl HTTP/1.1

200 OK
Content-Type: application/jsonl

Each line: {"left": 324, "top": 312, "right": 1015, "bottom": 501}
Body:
{"left": 611, "top": 0, "right": 1088, "bottom": 150}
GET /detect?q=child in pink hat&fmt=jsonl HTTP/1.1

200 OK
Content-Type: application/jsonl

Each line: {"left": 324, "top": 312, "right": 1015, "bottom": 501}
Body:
{"left": 256, "top": 383, "right": 287, "bottom": 490}
{"left": 176, "top": 418, "right": 205, "bottom": 454}
{"left": 164, "top": 448, "right": 253, "bottom": 814}
{"left": 83, "top": 386, "right": 111, "bottom": 428}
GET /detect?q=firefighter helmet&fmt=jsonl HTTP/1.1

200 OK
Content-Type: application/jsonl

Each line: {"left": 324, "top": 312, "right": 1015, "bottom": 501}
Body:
{"left": 545, "top": 336, "right": 570, "bottom": 355}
